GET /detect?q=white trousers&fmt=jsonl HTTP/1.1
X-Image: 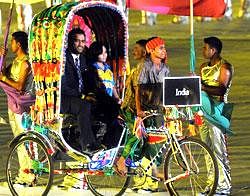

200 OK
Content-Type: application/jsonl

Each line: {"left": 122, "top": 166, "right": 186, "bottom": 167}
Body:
{"left": 199, "top": 121, "right": 231, "bottom": 194}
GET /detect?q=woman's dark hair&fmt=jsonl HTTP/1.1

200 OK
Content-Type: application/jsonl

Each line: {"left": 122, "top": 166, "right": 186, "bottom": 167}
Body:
{"left": 68, "top": 28, "right": 85, "bottom": 52}
{"left": 12, "top": 31, "right": 28, "bottom": 54}
{"left": 204, "top": 36, "right": 222, "bottom": 54}
{"left": 87, "top": 41, "right": 105, "bottom": 62}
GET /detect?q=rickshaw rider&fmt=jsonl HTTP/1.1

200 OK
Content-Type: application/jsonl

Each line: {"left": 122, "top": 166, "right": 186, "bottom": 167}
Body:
{"left": 116, "top": 37, "right": 170, "bottom": 178}
{"left": 60, "top": 28, "right": 102, "bottom": 153}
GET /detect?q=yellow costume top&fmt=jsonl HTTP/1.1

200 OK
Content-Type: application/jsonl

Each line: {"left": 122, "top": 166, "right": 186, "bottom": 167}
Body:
{"left": 201, "top": 58, "right": 232, "bottom": 102}
{"left": 93, "top": 62, "right": 114, "bottom": 97}
{"left": 9, "top": 55, "right": 33, "bottom": 93}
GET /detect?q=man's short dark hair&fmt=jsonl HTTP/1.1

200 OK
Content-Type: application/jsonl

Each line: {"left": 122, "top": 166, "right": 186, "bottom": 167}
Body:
{"left": 12, "top": 31, "right": 28, "bottom": 54}
{"left": 204, "top": 36, "right": 222, "bottom": 54}
{"left": 136, "top": 39, "right": 147, "bottom": 49}
{"left": 68, "top": 28, "right": 85, "bottom": 52}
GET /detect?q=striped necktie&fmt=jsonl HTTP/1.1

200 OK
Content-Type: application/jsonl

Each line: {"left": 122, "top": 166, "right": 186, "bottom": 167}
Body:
{"left": 75, "top": 57, "right": 83, "bottom": 92}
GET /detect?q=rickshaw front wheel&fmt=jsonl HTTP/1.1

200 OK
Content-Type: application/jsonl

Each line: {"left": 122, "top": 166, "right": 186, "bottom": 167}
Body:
{"left": 164, "top": 137, "right": 219, "bottom": 196}
{"left": 6, "top": 136, "right": 54, "bottom": 196}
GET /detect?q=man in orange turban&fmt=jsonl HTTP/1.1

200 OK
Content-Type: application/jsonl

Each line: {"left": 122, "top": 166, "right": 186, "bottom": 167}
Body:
{"left": 116, "top": 37, "right": 170, "bottom": 193}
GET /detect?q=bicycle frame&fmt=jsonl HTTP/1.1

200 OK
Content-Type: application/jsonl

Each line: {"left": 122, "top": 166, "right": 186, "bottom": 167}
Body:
{"left": 126, "top": 111, "right": 199, "bottom": 184}
{"left": 88, "top": 119, "right": 129, "bottom": 171}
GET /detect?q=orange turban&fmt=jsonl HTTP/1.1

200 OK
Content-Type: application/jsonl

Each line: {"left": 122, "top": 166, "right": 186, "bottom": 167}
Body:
{"left": 146, "top": 37, "right": 165, "bottom": 53}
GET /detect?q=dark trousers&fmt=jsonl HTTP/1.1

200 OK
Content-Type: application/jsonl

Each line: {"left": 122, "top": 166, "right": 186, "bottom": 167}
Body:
{"left": 93, "top": 92, "right": 120, "bottom": 147}
{"left": 61, "top": 95, "right": 97, "bottom": 150}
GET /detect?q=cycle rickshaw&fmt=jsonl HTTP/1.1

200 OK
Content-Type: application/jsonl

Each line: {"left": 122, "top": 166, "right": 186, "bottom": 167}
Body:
{"left": 6, "top": 1, "right": 218, "bottom": 195}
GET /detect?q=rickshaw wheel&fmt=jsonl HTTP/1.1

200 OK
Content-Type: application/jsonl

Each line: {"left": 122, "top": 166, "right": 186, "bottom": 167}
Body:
{"left": 85, "top": 146, "right": 131, "bottom": 196}
{"left": 85, "top": 167, "right": 131, "bottom": 196}
{"left": 6, "top": 136, "right": 54, "bottom": 196}
{"left": 164, "top": 137, "right": 218, "bottom": 196}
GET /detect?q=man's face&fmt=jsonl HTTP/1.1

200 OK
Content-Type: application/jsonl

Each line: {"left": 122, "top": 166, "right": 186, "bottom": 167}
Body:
{"left": 151, "top": 44, "right": 167, "bottom": 60}
{"left": 132, "top": 43, "right": 146, "bottom": 60}
{"left": 73, "top": 33, "right": 85, "bottom": 54}
{"left": 202, "top": 43, "right": 215, "bottom": 59}
{"left": 11, "top": 37, "right": 19, "bottom": 53}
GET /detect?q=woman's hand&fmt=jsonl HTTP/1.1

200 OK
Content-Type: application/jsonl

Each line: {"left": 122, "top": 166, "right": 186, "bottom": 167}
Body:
{"left": 116, "top": 97, "right": 122, "bottom": 105}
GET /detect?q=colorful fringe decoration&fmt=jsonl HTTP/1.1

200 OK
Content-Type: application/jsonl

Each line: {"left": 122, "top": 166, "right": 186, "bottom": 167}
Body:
{"left": 28, "top": 1, "right": 128, "bottom": 128}
{"left": 163, "top": 106, "right": 202, "bottom": 137}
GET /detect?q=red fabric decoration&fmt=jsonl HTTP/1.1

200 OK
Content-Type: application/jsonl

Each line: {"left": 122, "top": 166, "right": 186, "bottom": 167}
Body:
{"left": 127, "top": 0, "right": 226, "bottom": 18}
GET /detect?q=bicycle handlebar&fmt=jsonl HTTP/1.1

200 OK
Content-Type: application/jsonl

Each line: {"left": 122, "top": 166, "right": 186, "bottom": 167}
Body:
{"left": 142, "top": 108, "right": 197, "bottom": 120}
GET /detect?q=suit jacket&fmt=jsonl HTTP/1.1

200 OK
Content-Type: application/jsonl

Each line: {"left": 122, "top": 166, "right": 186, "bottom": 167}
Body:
{"left": 61, "top": 49, "right": 89, "bottom": 97}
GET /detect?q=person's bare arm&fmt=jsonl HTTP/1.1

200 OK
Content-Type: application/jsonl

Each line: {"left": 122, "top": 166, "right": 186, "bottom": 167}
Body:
{"left": 135, "top": 86, "right": 145, "bottom": 117}
{"left": 0, "top": 60, "right": 31, "bottom": 91}
{"left": 112, "top": 86, "right": 121, "bottom": 103}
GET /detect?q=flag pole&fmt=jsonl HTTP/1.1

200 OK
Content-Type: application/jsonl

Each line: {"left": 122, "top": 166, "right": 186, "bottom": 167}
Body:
{"left": 189, "top": 0, "right": 196, "bottom": 74}
{"left": 190, "top": 0, "right": 194, "bottom": 35}
{"left": 0, "top": 0, "right": 15, "bottom": 72}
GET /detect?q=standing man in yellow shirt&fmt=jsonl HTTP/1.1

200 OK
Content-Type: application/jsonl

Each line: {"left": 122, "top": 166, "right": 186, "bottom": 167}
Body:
{"left": 0, "top": 31, "right": 34, "bottom": 185}
{"left": 199, "top": 37, "right": 233, "bottom": 195}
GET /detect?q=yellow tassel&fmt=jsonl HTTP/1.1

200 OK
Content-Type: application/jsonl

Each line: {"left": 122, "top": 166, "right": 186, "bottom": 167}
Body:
{"left": 168, "top": 121, "right": 176, "bottom": 134}
{"left": 188, "top": 124, "right": 196, "bottom": 136}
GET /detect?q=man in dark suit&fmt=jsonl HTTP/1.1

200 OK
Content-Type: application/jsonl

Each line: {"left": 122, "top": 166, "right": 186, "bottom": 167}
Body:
{"left": 61, "top": 28, "right": 101, "bottom": 154}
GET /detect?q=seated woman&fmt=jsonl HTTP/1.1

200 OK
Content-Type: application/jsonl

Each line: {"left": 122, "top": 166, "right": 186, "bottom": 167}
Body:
{"left": 87, "top": 41, "right": 121, "bottom": 147}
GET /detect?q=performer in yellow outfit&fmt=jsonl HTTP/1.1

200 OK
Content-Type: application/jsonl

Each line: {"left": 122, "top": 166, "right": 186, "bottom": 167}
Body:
{"left": 198, "top": 37, "right": 233, "bottom": 195}
{"left": 0, "top": 31, "right": 34, "bottom": 185}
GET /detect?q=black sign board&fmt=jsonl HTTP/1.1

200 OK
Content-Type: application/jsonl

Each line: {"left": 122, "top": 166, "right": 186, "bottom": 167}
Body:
{"left": 163, "top": 76, "right": 201, "bottom": 107}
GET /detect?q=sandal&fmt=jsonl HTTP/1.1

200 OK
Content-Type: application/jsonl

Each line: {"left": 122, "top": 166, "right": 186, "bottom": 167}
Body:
{"left": 113, "top": 164, "right": 125, "bottom": 176}
{"left": 114, "top": 157, "right": 127, "bottom": 176}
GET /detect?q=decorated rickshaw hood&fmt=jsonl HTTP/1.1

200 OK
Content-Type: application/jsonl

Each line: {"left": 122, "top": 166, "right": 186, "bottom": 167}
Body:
{"left": 28, "top": 1, "right": 128, "bottom": 126}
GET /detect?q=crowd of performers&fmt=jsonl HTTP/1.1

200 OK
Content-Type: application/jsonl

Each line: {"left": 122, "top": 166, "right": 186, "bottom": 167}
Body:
{"left": 0, "top": 1, "right": 234, "bottom": 195}
{"left": 116, "top": 36, "right": 233, "bottom": 195}
{"left": 0, "top": 32, "right": 234, "bottom": 195}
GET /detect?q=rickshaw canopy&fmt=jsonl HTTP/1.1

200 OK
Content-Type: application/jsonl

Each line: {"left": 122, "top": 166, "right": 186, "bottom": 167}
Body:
{"left": 28, "top": 1, "right": 128, "bottom": 126}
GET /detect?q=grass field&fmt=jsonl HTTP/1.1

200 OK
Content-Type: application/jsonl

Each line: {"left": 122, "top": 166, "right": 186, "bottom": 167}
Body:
{"left": 0, "top": 1, "right": 250, "bottom": 195}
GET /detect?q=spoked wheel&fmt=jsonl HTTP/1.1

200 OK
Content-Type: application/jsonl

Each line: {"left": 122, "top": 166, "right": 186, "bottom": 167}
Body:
{"left": 85, "top": 167, "right": 131, "bottom": 196}
{"left": 164, "top": 137, "right": 219, "bottom": 196}
{"left": 85, "top": 146, "right": 131, "bottom": 196}
{"left": 6, "top": 136, "right": 54, "bottom": 196}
